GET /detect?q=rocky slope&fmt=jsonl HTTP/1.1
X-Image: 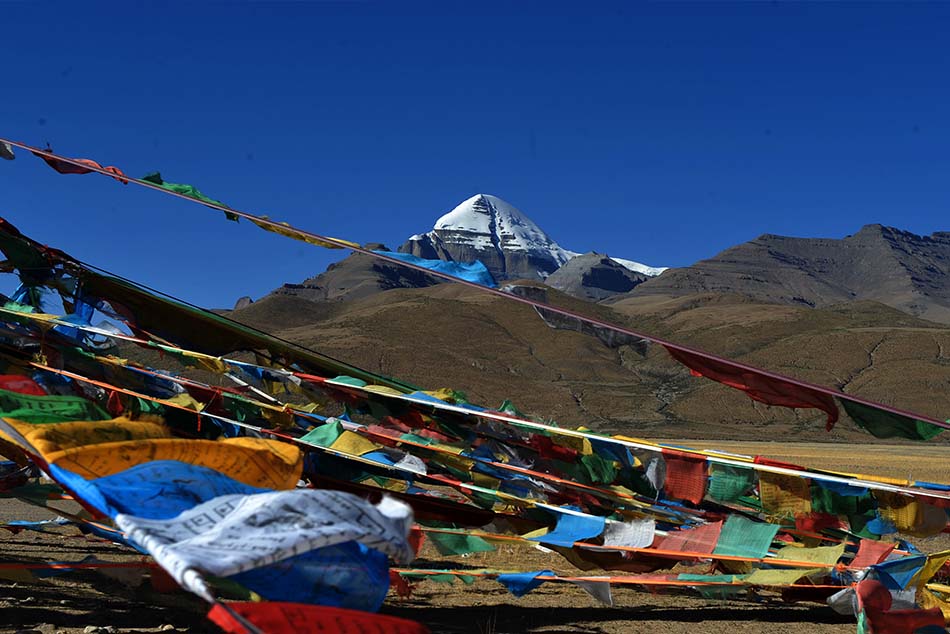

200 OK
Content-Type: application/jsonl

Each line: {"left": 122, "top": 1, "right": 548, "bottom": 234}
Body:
{"left": 270, "top": 246, "right": 443, "bottom": 303}
{"left": 629, "top": 224, "right": 950, "bottom": 323}
{"left": 228, "top": 284, "right": 950, "bottom": 442}
{"left": 546, "top": 252, "right": 649, "bottom": 301}
{"left": 237, "top": 198, "right": 950, "bottom": 443}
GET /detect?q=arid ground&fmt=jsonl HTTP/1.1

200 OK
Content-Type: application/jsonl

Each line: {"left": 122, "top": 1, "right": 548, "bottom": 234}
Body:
{"left": 1, "top": 441, "right": 947, "bottom": 634}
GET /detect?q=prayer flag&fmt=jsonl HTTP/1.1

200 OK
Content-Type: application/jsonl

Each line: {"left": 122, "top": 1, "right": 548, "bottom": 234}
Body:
{"left": 665, "top": 346, "right": 839, "bottom": 427}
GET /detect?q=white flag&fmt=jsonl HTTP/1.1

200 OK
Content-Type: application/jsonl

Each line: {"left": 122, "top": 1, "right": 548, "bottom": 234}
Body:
{"left": 115, "top": 489, "right": 413, "bottom": 598}
{"left": 569, "top": 577, "right": 614, "bottom": 606}
{"left": 602, "top": 518, "right": 655, "bottom": 549}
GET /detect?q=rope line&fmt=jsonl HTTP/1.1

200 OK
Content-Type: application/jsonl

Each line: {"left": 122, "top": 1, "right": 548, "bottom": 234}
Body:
{"left": 2, "top": 137, "right": 947, "bottom": 431}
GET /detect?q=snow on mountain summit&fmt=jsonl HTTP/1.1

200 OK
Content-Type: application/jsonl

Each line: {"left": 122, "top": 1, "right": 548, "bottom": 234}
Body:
{"left": 607, "top": 257, "right": 668, "bottom": 277}
{"left": 400, "top": 193, "right": 665, "bottom": 283}
{"left": 431, "top": 194, "right": 574, "bottom": 264}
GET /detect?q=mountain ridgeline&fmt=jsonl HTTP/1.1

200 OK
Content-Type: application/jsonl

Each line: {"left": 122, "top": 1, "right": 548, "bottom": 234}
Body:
{"left": 268, "top": 194, "right": 950, "bottom": 324}
{"left": 232, "top": 195, "right": 950, "bottom": 440}
{"left": 628, "top": 224, "right": 950, "bottom": 324}
{"left": 268, "top": 194, "right": 667, "bottom": 305}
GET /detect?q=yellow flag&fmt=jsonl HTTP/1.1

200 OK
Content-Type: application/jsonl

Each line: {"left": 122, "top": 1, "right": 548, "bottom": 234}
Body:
{"left": 165, "top": 393, "right": 205, "bottom": 411}
{"left": 774, "top": 543, "right": 845, "bottom": 566}
{"left": 47, "top": 437, "right": 301, "bottom": 489}
{"left": 363, "top": 384, "right": 406, "bottom": 397}
{"left": 250, "top": 217, "right": 359, "bottom": 250}
{"left": 329, "top": 430, "right": 380, "bottom": 457}
{"left": 5, "top": 418, "right": 169, "bottom": 457}
{"left": 0, "top": 417, "right": 168, "bottom": 453}
{"left": 759, "top": 471, "right": 812, "bottom": 518}
{"left": 914, "top": 550, "right": 950, "bottom": 592}
{"left": 917, "top": 587, "right": 950, "bottom": 622}
{"left": 745, "top": 568, "right": 822, "bottom": 586}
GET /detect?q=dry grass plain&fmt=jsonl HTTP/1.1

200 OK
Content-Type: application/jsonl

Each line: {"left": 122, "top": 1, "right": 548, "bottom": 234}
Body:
{"left": 670, "top": 440, "right": 950, "bottom": 484}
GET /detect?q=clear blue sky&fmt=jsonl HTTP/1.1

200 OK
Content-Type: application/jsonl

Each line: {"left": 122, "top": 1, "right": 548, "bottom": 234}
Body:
{"left": 1, "top": 3, "right": 948, "bottom": 307}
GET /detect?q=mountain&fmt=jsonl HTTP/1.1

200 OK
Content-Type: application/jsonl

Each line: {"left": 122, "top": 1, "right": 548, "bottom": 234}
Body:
{"left": 627, "top": 224, "right": 950, "bottom": 323}
{"left": 228, "top": 284, "right": 950, "bottom": 443}
{"left": 233, "top": 296, "right": 254, "bottom": 310}
{"left": 399, "top": 194, "right": 665, "bottom": 282}
{"left": 545, "top": 252, "right": 649, "bottom": 301}
{"left": 271, "top": 245, "right": 443, "bottom": 303}
{"left": 258, "top": 200, "right": 950, "bottom": 325}
{"left": 269, "top": 194, "right": 666, "bottom": 307}
{"left": 399, "top": 194, "right": 572, "bottom": 280}
{"left": 232, "top": 210, "right": 950, "bottom": 442}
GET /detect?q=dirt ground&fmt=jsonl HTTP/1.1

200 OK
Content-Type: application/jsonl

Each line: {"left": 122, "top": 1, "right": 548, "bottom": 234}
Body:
{"left": 1, "top": 441, "right": 947, "bottom": 634}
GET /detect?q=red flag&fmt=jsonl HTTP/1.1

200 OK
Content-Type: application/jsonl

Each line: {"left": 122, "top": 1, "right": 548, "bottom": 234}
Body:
{"left": 851, "top": 539, "right": 896, "bottom": 569}
{"left": 664, "top": 346, "right": 839, "bottom": 428}
{"left": 408, "top": 527, "right": 426, "bottom": 557}
{"left": 389, "top": 570, "right": 415, "bottom": 598}
{"left": 208, "top": 601, "right": 430, "bottom": 634}
{"left": 753, "top": 456, "right": 805, "bottom": 470}
{"left": 529, "top": 435, "right": 579, "bottom": 462}
{"left": 0, "top": 375, "right": 46, "bottom": 396}
{"left": 32, "top": 150, "right": 128, "bottom": 184}
{"left": 654, "top": 520, "right": 723, "bottom": 554}
{"left": 661, "top": 449, "right": 708, "bottom": 505}
{"left": 795, "top": 512, "right": 844, "bottom": 534}
{"left": 855, "top": 579, "right": 944, "bottom": 633}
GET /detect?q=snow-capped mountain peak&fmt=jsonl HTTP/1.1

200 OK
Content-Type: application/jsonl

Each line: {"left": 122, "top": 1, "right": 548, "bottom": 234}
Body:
{"left": 430, "top": 194, "right": 574, "bottom": 265}
{"left": 400, "top": 193, "right": 665, "bottom": 283}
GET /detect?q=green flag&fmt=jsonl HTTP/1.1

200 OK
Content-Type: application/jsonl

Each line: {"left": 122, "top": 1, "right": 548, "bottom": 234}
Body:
{"left": 428, "top": 531, "right": 496, "bottom": 556}
{"left": 141, "top": 172, "right": 238, "bottom": 221}
{"left": 713, "top": 515, "right": 780, "bottom": 560}
{"left": 300, "top": 419, "right": 344, "bottom": 447}
{"left": 580, "top": 453, "right": 618, "bottom": 484}
{"left": 841, "top": 399, "right": 944, "bottom": 441}
{"left": 0, "top": 388, "right": 109, "bottom": 424}
{"left": 708, "top": 464, "right": 755, "bottom": 503}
